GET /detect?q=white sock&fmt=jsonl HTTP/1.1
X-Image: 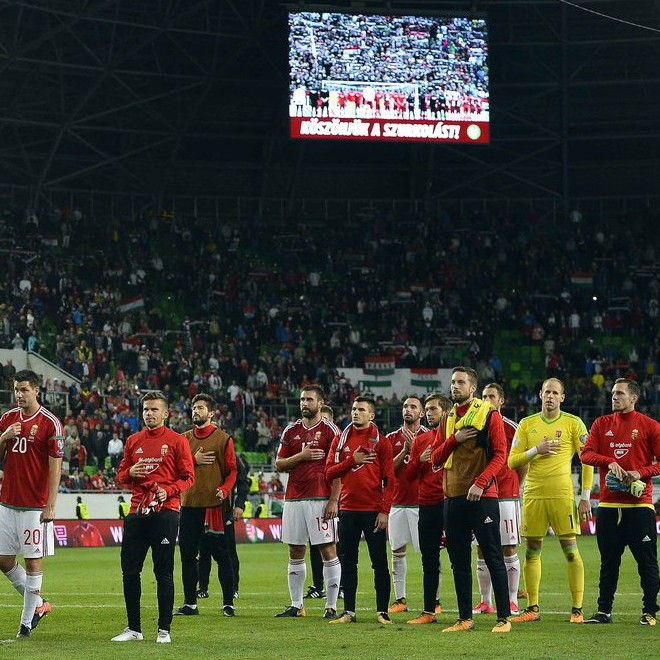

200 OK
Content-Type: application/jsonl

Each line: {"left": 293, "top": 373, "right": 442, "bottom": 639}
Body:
{"left": 288, "top": 559, "right": 306, "bottom": 609}
{"left": 323, "top": 558, "right": 342, "bottom": 610}
{"left": 476, "top": 558, "right": 492, "bottom": 604}
{"left": 22, "top": 572, "right": 43, "bottom": 628}
{"left": 504, "top": 554, "right": 521, "bottom": 605}
{"left": 392, "top": 551, "right": 407, "bottom": 601}
{"left": 5, "top": 562, "right": 27, "bottom": 597}
{"left": 183, "top": 603, "right": 198, "bottom": 609}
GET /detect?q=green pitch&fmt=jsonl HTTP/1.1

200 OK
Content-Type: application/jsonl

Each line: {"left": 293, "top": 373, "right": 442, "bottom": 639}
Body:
{"left": 0, "top": 536, "right": 657, "bottom": 658}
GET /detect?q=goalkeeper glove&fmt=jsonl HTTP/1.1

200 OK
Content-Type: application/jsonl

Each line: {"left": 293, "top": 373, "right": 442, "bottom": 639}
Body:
{"left": 605, "top": 473, "right": 645, "bottom": 498}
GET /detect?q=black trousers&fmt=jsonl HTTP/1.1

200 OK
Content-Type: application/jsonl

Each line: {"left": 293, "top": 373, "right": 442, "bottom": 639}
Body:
{"left": 596, "top": 506, "right": 660, "bottom": 615}
{"left": 444, "top": 497, "right": 510, "bottom": 620}
{"left": 338, "top": 510, "right": 390, "bottom": 614}
{"left": 120, "top": 509, "right": 179, "bottom": 633}
{"left": 199, "top": 512, "right": 239, "bottom": 593}
{"left": 419, "top": 501, "right": 444, "bottom": 613}
{"left": 309, "top": 541, "right": 324, "bottom": 590}
{"left": 179, "top": 506, "right": 234, "bottom": 606}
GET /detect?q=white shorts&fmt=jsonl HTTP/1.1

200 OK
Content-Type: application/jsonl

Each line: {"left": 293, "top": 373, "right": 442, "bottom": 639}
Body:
{"left": 0, "top": 506, "right": 55, "bottom": 559}
{"left": 281, "top": 499, "right": 338, "bottom": 546}
{"left": 388, "top": 507, "right": 420, "bottom": 553}
{"left": 499, "top": 499, "right": 521, "bottom": 546}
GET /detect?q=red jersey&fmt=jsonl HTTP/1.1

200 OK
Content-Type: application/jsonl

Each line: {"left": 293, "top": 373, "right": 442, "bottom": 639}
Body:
{"left": 388, "top": 426, "right": 428, "bottom": 507}
{"left": 117, "top": 425, "right": 195, "bottom": 514}
{"left": 326, "top": 422, "right": 394, "bottom": 514}
{"left": 581, "top": 410, "right": 660, "bottom": 507}
{"left": 495, "top": 416, "right": 519, "bottom": 499}
{"left": 71, "top": 523, "right": 105, "bottom": 547}
{"left": 277, "top": 417, "right": 340, "bottom": 501}
{"left": 0, "top": 405, "right": 64, "bottom": 510}
{"left": 408, "top": 429, "right": 444, "bottom": 506}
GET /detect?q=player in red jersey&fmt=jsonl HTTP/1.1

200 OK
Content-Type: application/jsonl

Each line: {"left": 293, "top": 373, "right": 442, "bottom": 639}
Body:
{"left": 71, "top": 521, "right": 105, "bottom": 547}
{"left": 473, "top": 384, "right": 525, "bottom": 617}
{"left": 387, "top": 396, "right": 427, "bottom": 614}
{"left": 406, "top": 393, "right": 452, "bottom": 625}
{"left": 112, "top": 391, "right": 195, "bottom": 644}
{"left": 581, "top": 378, "right": 660, "bottom": 625}
{"left": 0, "top": 370, "right": 63, "bottom": 638}
{"left": 274, "top": 386, "right": 342, "bottom": 619}
{"left": 326, "top": 397, "right": 394, "bottom": 625}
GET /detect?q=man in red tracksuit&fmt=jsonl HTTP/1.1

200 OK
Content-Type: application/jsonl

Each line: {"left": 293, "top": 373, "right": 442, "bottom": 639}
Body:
{"left": 405, "top": 393, "right": 452, "bottom": 624}
{"left": 581, "top": 378, "right": 660, "bottom": 625}
{"left": 431, "top": 367, "right": 511, "bottom": 633}
{"left": 113, "top": 391, "right": 195, "bottom": 644}
{"left": 325, "top": 397, "right": 394, "bottom": 625}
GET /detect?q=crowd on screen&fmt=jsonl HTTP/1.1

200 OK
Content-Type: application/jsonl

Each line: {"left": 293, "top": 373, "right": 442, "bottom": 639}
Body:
{"left": 0, "top": 203, "right": 659, "bottom": 489}
{"left": 289, "top": 13, "right": 488, "bottom": 120}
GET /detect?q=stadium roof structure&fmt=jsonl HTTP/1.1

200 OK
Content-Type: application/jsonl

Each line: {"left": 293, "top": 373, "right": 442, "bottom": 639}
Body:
{"left": 1, "top": 0, "right": 659, "bottom": 219}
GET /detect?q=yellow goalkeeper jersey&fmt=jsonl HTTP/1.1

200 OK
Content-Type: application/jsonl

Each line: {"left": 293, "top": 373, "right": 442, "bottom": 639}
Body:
{"left": 508, "top": 411, "right": 593, "bottom": 499}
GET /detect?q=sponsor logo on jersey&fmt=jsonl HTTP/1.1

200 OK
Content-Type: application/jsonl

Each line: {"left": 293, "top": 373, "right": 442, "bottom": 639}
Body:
{"left": 605, "top": 430, "right": 614, "bottom": 436}
{"left": 135, "top": 447, "right": 144, "bottom": 453}
{"left": 160, "top": 538, "right": 170, "bottom": 545}
{"left": 484, "top": 516, "right": 493, "bottom": 524}
{"left": 642, "top": 535, "right": 651, "bottom": 542}
{"left": 614, "top": 448, "right": 629, "bottom": 459}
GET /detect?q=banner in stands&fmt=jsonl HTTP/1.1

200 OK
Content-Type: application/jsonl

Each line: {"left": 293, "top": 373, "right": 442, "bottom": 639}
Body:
{"left": 51, "top": 517, "right": 660, "bottom": 547}
{"left": 52, "top": 518, "right": 285, "bottom": 547}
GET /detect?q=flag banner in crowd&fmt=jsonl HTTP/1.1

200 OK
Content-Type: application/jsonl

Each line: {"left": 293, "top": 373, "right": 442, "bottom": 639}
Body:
{"left": 118, "top": 295, "right": 145, "bottom": 313}
{"left": 570, "top": 273, "right": 594, "bottom": 287}
{"left": 364, "top": 356, "right": 396, "bottom": 376}
{"left": 410, "top": 367, "right": 443, "bottom": 390}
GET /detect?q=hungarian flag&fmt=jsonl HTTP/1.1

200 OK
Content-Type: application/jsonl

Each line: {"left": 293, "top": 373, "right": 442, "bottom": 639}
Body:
{"left": 119, "top": 295, "right": 145, "bottom": 314}
{"left": 364, "top": 356, "right": 395, "bottom": 376}
{"left": 570, "top": 273, "right": 593, "bottom": 287}
{"left": 410, "top": 367, "right": 442, "bottom": 389}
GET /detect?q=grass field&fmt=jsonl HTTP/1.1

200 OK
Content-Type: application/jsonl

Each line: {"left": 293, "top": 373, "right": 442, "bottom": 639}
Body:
{"left": 0, "top": 536, "right": 658, "bottom": 658}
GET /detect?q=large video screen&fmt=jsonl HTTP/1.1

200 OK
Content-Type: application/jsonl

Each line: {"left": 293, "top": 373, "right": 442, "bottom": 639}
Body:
{"left": 289, "top": 12, "right": 489, "bottom": 144}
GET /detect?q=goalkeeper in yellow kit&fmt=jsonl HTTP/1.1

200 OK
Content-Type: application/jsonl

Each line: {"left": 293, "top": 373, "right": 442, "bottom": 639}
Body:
{"left": 508, "top": 378, "right": 594, "bottom": 624}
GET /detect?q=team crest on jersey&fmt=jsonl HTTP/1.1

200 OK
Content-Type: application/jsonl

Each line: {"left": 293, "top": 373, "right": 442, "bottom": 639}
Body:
{"left": 631, "top": 429, "right": 639, "bottom": 440}
{"left": 614, "top": 448, "right": 629, "bottom": 459}
{"left": 30, "top": 425, "right": 38, "bottom": 437}
{"left": 161, "top": 444, "right": 168, "bottom": 456}
{"left": 555, "top": 430, "right": 562, "bottom": 439}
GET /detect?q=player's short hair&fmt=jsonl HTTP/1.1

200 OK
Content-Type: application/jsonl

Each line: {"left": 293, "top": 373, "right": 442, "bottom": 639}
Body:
{"left": 404, "top": 395, "right": 423, "bottom": 408}
{"left": 192, "top": 393, "right": 215, "bottom": 408}
{"left": 425, "top": 393, "right": 452, "bottom": 412}
{"left": 301, "top": 385, "right": 325, "bottom": 401}
{"left": 483, "top": 382, "right": 505, "bottom": 401}
{"left": 541, "top": 377, "right": 565, "bottom": 394}
{"left": 452, "top": 366, "right": 478, "bottom": 387}
{"left": 354, "top": 396, "right": 376, "bottom": 413}
{"left": 13, "top": 370, "right": 40, "bottom": 388}
{"left": 140, "top": 391, "right": 168, "bottom": 405}
{"left": 320, "top": 404, "right": 334, "bottom": 421}
{"left": 614, "top": 377, "right": 640, "bottom": 398}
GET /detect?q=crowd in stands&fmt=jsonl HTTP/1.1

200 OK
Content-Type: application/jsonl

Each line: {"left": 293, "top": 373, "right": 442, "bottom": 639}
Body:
{"left": 0, "top": 202, "right": 658, "bottom": 491}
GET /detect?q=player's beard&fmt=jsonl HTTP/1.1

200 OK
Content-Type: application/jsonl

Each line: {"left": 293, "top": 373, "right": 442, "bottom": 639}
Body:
{"left": 451, "top": 392, "right": 469, "bottom": 405}
{"left": 193, "top": 414, "right": 210, "bottom": 427}
{"left": 301, "top": 407, "right": 318, "bottom": 419}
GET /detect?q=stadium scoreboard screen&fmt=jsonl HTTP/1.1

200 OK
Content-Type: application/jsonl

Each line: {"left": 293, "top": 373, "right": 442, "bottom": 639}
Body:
{"left": 288, "top": 11, "right": 489, "bottom": 144}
